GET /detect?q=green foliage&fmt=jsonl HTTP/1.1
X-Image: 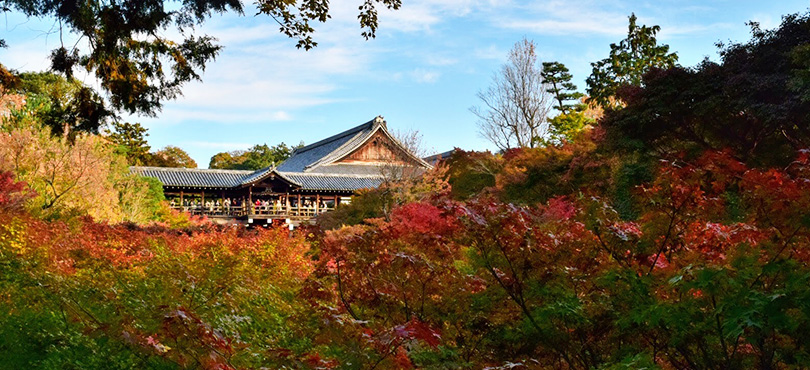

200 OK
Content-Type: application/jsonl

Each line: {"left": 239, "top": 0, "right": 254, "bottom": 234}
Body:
{"left": 106, "top": 122, "right": 151, "bottom": 165}
{"left": 12, "top": 71, "right": 113, "bottom": 136}
{"left": 209, "top": 142, "right": 300, "bottom": 170}
{"left": 602, "top": 11, "right": 810, "bottom": 167}
{"left": 611, "top": 155, "right": 654, "bottom": 220}
{"left": 4, "top": 7, "right": 810, "bottom": 370}
{"left": 317, "top": 165, "right": 450, "bottom": 229}
{"left": 444, "top": 150, "right": 499, "bottom": 200}
{"left": 316, "top": 188, "right": 388, "bottom": 229}
{"left": 545, "top": 110, "right": 594, "bottom": 145}
{"left": 586, "top": 13, "right": 678, "bottom": 108}
{"left": 0, "top": 203, "right": 313, "bottom": 369}
{"left": 541, "top": 61, "right": 585, "bottom": 114}
{"left": 3, "top": 0, "right": 403, "bottom": 117}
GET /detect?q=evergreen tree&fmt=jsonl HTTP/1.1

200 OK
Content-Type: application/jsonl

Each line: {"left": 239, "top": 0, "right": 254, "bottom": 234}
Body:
{"left": 107, "top": 122, "right": 151, "bottom": 166}
{"left": 586, "top": 13, "right": 678, "bottom": 108}
{"left": 541, "top": 61, "right": 584, "bottom": 114}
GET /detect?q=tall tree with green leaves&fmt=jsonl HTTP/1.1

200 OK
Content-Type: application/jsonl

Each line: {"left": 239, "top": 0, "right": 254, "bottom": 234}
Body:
{"left": 11, "top": 71, "right": 113, "bottom": 137}
{"left": 2, "top": 0, "right": 403, "bottom": 124}
{"left": 541, "top": 61, "right": 584, "bottom": 114}
{"left": 586, "top": 13, "right": 678, "bottom": 108}
{"left": 602, "top": 12, "right": 810, "bottom": 166}
{"left": 106, "top": 122, "right": 151, "bottom": 166}
{"left": 209, "top": 142, "right": 300, "bottom": 170}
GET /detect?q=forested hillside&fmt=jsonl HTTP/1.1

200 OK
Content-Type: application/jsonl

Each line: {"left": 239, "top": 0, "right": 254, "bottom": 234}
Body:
{"left": 3, "top": 9, "right": 810, "bottom": 370}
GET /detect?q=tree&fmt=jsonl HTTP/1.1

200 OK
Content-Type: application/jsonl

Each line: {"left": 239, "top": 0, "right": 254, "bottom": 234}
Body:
{"left": 472, "top": 38, "right": 554, "bottom": 150}
{"left": 539, "top": 61, "right": 593, "bottom": 145}
{"left": 12, "top": 71, "right": 113, "bottom": 137}
{"left": 541, "top": 61, "right": 584, "bottom": 114}
{"left": 378, "top": 128, "right": 430, "bottom": 183}
{"left": 545, "top": 109, "right": 595, "bottom": 145}
{"left": 2, "top": 0, "right": 403, "bottom": 121}
{"left": 586, "top": 13, "right": 678, "bottom": 108}
{"left": 208, "top": 151, "right": 237, "bottom": 169}
{"left": 602, "top": 12, "right": 810, "bottom": 166}
{"left": 106, "top": 122, "right": 151, "bottom": 165}
{"left": 146, "top": 146, "right": 197, "bottom": 168}
{"left": 208, "top": 142, "right": 298, "bottom": 170}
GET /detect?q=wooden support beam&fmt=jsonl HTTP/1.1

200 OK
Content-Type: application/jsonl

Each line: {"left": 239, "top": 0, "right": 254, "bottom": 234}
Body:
{"left": 248, "top": 186, "right": 253, "bottom": 215}
{"left": 315, "top": 193, "right": 320, "bottom": 213}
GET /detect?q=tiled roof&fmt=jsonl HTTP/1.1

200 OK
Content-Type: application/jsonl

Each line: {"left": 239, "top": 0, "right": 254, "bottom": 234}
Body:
{"left": 239, "top": 166, "right": 274, "bottom": 185}
{"left": 423, "top": 149, "right": 456, "bottom": 166}
{"left": 131, "top": 166, "right": 384, "bottom": 192}
{"left": 278, "top": 172, "right": 384, "bottom": 191}
{"left": 133, "top": 116, "right": 428, "bottom": 192}
{"left": 306, "top": 163, "right": 386, "bottom": 176}
{"left": 131, "top": 167, "right": 253, "bottom": 188}
{"left": 277, "top": 116, "right": 432, "bottom": 175}
{"left": 277, "top": 118, "right": 378, "bottom": 173}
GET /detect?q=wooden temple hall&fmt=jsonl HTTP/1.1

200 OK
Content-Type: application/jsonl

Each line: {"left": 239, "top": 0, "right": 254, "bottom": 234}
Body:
{"left": 131, "top": 116, "right": 432, "bottom": 225}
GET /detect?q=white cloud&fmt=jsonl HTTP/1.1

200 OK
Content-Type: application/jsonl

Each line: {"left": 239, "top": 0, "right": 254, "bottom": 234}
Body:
{"left": 426, "top": 55, "right": 459, "bottom": 66}
{"left": 473, "top": 44, "right": 506, "bottom": 60}
{"left": 377, "top": 0, "right": 503, "bottom": 33}
{"left": 497, "top": 0, "right": 629, "bottom": 36}
{"left": 271, "top": 111, "right": 292, "bottom": 121}
{"left": 410, "top": 68, "right": 440, "bottom": 83}
{"left": 496, "top": 1, "right": 734, "bottom": 38}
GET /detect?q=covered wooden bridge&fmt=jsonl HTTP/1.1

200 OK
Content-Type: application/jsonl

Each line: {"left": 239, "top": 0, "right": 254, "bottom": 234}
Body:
{"left": 131, "top": 116, "right": 432, "bottom": 225}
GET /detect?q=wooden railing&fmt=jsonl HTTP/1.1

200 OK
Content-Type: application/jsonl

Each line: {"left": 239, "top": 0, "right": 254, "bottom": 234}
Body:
{"left": 171, "top": 205, "right": 334, "bottom": 219}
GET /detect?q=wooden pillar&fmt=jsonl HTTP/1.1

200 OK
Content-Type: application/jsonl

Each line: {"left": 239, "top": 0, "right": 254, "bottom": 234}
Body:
{"left": 180, "top": 190, "right": 184, "bottom": 205}
{"left": 201, "top": 190, "right": 205, "bottom": 204}
{"left": 296, "top": 193, "right": 301, "bottom": 216}
{"left": 248, "top": 186, "right": 253, "bottom": 215}
{"left": 285, "top": 193, "right": 290, "bottom": 214}
{"left": 315, "top": 193, "right": 320, "bottom": 213}
{"left": 335, "top": 195, "right": 341, "bottom": 208}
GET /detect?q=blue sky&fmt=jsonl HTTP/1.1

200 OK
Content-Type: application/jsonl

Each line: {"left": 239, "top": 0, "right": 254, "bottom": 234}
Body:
{"left": 2, "top": 0, "right": 809, "bottom": 167}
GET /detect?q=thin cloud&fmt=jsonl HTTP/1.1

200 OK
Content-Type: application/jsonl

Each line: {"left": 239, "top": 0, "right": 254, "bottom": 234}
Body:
{"left": 410, "top": 69, "right": 441, "bottom": 83}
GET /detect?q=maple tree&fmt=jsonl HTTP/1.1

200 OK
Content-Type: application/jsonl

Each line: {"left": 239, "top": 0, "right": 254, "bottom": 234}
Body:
{"left": 2, "top": 8, "right": 810, "bottom": 370}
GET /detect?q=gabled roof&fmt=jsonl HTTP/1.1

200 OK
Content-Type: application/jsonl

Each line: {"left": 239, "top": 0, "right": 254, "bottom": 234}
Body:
{"left": 277, "top": 116, "right": 431, "bottom": 175}
{"left": 133, "top": 116, "right": 430, "bottom": 192}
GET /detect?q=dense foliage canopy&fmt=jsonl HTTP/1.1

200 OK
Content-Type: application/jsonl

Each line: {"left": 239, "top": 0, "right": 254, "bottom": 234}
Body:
{"left": 602, "top": 13, "right": 810, "bottom": 167}
{"left": 209, "top": 142, "right": 300, "bottom": 170}
{"left": 2, "top": 0, "right": 403, "bottom": 132}
{"left": 4, "top": 8, "right": 810, "bottom": 370}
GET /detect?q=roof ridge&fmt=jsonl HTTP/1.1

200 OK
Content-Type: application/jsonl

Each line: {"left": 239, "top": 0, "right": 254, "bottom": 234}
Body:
{"left": 278, "top": 171, "right": 385, "bottom": 179}
{"left": 303, "top": 124, "right": 380, "bottom": 171}
{"left": 291, "top": 117, "right": 378, "bottom": 155}
{"left": 131, "top": 166, "right": 254, "bottom": 174}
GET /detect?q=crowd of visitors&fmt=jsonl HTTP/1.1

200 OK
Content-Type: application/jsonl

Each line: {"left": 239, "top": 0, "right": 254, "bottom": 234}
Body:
{"left": 168, "top": 197, "right": 332, "bottom": 216}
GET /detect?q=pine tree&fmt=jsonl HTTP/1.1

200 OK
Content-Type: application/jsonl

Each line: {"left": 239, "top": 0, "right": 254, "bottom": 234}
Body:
{"left": 541, "top": 61, "right": 584, "bottom": 114}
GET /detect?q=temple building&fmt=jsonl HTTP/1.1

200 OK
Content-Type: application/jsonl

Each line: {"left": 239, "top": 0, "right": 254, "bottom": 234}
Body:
{"left": 131, "top": 116, "right": 432, "bottom": 225}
